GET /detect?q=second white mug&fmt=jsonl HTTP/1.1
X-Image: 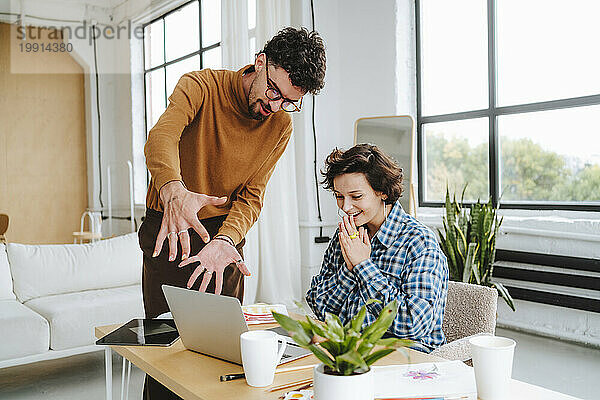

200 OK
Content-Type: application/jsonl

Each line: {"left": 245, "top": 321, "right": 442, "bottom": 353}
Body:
{"left": 470, "top": 335, "right": 516, "bottom": 400}
{"left": 240, "top": 330, "right": 287, "bottom": 387}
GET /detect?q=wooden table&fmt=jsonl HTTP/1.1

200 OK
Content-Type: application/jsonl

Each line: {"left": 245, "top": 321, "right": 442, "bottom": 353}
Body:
{"left": 95, "top": 324, "right": 580, "bottom": 400}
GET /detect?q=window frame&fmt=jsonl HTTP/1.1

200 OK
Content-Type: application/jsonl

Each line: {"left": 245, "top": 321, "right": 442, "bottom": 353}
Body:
{"left": 141, "top": 0, "right": 221, "bottom": 187}
{"left": 142, "top": 0, "right": 221, "bottom": 138}
{"left": 415, "top": 0, "right": 600, "bottom": 212}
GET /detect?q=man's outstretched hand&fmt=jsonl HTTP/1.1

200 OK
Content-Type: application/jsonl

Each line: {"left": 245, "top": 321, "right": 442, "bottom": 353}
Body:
{"left": 154, "top": 181, "right": 227, "bottom": 261}
{"left": 179, "top": 238, "right": 251, "bottom": 295}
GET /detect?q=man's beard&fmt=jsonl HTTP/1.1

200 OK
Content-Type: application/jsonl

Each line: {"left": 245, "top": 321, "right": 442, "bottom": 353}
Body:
{"left": 247, "top": 78, "right": 271, "bottom": 121}
{"left": 248, "top": 100, "right": 271, "bottom": 121}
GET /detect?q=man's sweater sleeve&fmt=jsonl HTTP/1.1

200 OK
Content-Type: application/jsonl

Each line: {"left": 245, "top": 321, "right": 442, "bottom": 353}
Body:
{"left": 144, "top": 73, "right": 205, "bottom": 192}
{"left": 217, "top": 122, "right": 292, "bottom": 245}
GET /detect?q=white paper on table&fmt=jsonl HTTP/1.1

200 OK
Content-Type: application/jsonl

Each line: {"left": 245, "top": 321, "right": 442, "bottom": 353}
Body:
{"left": 373, "top": 360, "right": 477, "bottom": 399}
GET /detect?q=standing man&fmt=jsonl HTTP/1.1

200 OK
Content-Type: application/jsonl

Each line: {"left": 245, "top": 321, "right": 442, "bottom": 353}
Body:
{"left": 138, "top": 27, "right": 326, "bottom": 399}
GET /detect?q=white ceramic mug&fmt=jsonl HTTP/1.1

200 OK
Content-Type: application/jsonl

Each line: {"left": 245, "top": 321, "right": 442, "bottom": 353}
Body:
{"left": 240, "top": 330, "right": 287, "bottom": 387}
{"left": 469, "top": 335, "right": 516, "bottom": 400}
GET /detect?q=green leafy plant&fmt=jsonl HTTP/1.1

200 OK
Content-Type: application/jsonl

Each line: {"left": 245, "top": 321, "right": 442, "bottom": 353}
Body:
{"left": 272, "top": 300, "right": 412, "bottom": 376}
{"left": 437, "top": 185, "right": 515, "bottom": 311}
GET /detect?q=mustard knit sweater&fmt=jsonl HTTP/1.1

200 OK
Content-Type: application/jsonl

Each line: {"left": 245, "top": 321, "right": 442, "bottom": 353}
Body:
{"left": 144, "top": 65, "right": 292, "bottom": 245}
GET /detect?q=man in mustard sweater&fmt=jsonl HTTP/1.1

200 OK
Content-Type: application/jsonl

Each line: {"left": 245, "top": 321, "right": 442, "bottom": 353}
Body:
{"left": 141, "top": 28, "right": 325, "bottom": 317}
{"left": 140, "top": 26, "right": 325, "bottom": 398}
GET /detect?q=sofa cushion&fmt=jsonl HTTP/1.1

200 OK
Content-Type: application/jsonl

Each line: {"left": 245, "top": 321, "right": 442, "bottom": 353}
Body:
{"left": 0, "top": 244, "right": 15, "bottom": 300}
{"left": 7, "top": 233, "right": 142, "bottom": 302}
{"left": 25, "top": 285, "right": 144, "bottom": 350}
{"left": 0, "top": 300, "right": 50, "bottom": 361}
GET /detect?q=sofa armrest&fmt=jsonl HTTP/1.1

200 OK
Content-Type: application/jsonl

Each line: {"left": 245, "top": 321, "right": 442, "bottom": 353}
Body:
{"left": 430, "top": 333, "right": 492, "bottom": 362}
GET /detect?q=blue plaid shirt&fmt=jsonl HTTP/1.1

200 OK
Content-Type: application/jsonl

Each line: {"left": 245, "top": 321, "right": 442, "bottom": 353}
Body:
{"left": 306, "top": 200, "right": 448, "bottom": 351}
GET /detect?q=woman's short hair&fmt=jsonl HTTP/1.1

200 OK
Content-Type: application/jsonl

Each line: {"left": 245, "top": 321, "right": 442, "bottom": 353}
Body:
{"left": 321, "top": 144, "right": 404, "bottom": 205}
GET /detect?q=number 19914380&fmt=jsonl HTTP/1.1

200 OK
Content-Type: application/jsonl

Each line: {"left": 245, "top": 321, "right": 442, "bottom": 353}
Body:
{"left": 19, "top": 42, "right": 73, "bottom": 53}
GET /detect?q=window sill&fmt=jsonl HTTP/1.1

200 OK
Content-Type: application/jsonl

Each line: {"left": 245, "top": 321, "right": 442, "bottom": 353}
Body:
{"left": 417, "top": 207, "right": 600, "bottom": 258}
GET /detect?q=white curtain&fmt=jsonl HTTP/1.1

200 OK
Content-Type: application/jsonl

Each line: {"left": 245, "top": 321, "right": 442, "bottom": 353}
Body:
{"left": 221, "top": 0, "right": 301, "bottom": 306}
{"left": 221, "top": 0, "right": 249, "bottom": 70}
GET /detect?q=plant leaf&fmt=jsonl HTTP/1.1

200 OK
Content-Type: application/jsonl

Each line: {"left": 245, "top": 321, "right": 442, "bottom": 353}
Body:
{"left": 324, "top": 312, "right": 345, "bottom": 342}
{"left": 308, "top": 344, "right": 335, "bottom": 368}
{"left": 336, "top": 349, "right": 369, "bottom": 375}
{"left": 491, "top": 281, "right": 516, "bottom": 311}
{"left": 358, "top": 300, "right": 398, "bottom": 355}
{"left": 363, "top": 348, "right": 394, "bottom": 366}
{"left": 462, "top": 242, "right": 477, "bottom": 283}
{"left": 375, "top": 337, "right": 413, "bottom": 349}
{"left": 272, "top": 312, "right": 312, "bottom": 346}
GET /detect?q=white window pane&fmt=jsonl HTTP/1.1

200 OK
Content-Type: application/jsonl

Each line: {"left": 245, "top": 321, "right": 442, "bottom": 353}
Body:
{"left": 165, "top": 55, "right": 200, "bottom": 98}
{"left": 202, "top": 0, "right": 221, "bottom": 47}
{"left": 420, "top": 0, "right": 488, "bottom": 116}
{"left": 424, "top": 118, "right": 489, "bottom": 202}
{"left": 499, "top": 106, "right": 600, "bottom": 202}
{"left": 202, "top": 46, "right": 221, "bottom": 69}
{"left": 248, "top": 0, "right": 256, "bottom": 30}
{"left": 497, "top": 1, "right": 600, "bottom": 106}
{"left": 144, "top": 20, "right": 164, "bottom": 69}
{"left": 165, "top": 2, "right": 200, "bottom": 62}
{"left": 145, "top": 69, "right": 166, "bottom": 131}
{"left": 249, "top": 37, "right": 256, "bottom": 61}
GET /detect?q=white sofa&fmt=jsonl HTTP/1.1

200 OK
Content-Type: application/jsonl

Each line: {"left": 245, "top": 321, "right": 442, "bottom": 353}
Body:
{"left": 0, "top": 233, "right": 144, "bottom": 368}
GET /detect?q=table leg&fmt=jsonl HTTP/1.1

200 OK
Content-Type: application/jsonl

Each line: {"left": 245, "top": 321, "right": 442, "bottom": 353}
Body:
{"left": 105, "top": 347, "right": 113, "bottom": 400}
{"left": 124, "top": 360, "right": 132, "bottom": 400}
{"left": 120, "top": 357, "right": 126, "bottom": 400}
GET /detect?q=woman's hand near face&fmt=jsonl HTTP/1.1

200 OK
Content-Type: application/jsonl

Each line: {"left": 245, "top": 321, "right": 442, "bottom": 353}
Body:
{"left": 338, "top": 215, "right": 371, "bottom": 270}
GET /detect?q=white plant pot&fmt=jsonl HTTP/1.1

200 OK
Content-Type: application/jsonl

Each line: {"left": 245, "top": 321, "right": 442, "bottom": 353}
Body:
{"left": 313, "top": 364, "right": 374, "bottom": 400}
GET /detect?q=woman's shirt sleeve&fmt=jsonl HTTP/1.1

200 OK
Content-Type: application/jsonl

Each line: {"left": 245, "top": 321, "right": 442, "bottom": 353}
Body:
{"left": 306, "top": 230, "right": 358, "bottom": 320}
{"left": 352, "top": 231, "right": 448, "bottom": 341}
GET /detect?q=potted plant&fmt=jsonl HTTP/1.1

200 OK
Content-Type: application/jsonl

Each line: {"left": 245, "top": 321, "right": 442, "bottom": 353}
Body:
{"left": 437, "top": 186, "right": 515, "bottom": 311}
{"left": 272, "top": 299, "right": 412, "bottom": 400}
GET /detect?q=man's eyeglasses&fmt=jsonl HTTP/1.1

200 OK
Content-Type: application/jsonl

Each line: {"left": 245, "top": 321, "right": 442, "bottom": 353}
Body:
{"left": 264, "top": 58, "right": 303, "bottom": 113}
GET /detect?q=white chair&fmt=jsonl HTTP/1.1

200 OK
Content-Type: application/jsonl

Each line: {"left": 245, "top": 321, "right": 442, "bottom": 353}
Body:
{"left": 431, "top": 281, "right": 498, "bottom": 362}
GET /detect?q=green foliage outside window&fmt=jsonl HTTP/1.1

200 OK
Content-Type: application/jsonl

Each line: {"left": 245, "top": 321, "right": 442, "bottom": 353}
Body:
{"left": 426, "top": 133, "right": 600, "bottom": 202}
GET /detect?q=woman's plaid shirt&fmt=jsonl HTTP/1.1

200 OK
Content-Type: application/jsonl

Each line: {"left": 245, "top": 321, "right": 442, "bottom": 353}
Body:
{"left": 306, "top": 200, "right": 448, "bottom": 352}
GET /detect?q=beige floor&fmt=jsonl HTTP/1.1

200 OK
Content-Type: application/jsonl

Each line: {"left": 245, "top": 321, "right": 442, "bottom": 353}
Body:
{"left": 0, "top": 328, "right": 598, "bottom": 400}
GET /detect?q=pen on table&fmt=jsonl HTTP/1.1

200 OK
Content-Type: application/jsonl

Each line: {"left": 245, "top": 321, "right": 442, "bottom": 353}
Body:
{"left": 219, "top": 372, "right": 244, "bottom": 382}
{"left": 220, "top": 364, "right": 317, "bottom": 382}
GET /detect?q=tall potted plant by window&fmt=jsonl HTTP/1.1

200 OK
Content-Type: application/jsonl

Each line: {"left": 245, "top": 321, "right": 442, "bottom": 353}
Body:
{"left": 273, "top": 299, "right": 411, "bottom": 400}
{"left": 437, "top": 186, "right": 515, "bottom": 310}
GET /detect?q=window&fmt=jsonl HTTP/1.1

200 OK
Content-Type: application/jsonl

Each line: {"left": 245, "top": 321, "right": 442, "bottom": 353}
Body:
{"left": 143, "top": 0, "right": 222, "bottom": 134}
{"left": 416, "top": 0, "right": 600, "bottom": 210}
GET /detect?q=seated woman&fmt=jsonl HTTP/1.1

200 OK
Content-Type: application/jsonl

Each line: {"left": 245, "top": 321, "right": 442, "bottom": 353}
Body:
{"left": 306, "top": 144, "right": 448, "bottom": 352}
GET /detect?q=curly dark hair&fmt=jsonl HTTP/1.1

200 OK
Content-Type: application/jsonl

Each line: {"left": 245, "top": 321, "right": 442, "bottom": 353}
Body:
{"left": 260, "top": 27, "right": 326, "bottom": 95}
{"left": 321, "top": 144, "right": 404, "bottom": 205}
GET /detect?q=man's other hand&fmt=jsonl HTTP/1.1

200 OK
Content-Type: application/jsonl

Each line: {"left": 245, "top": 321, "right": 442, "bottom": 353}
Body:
{"left": 154, "top": 181, "right": 227, "bottom": 261}
{"left": 178, "top": 238, "right": 251, "bottom": 295}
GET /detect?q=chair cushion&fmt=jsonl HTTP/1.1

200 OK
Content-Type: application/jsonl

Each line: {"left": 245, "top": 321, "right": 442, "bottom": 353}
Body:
{"left": 24, "top": 285, "right": 144, "bottom": 350}
{"left": 7, "top": 233, "right": 142, "bottom": 302}
{"left": 0, "top": 300, "right": 49, "bottom": 360}
{"left": 0, "top": 244, "right": 15, "bottom": 300}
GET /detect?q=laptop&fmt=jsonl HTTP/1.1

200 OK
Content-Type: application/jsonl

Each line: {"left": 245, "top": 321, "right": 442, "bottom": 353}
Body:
{"left": 162, "top": 285, "right": 311, "bottom": 365}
